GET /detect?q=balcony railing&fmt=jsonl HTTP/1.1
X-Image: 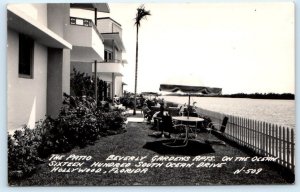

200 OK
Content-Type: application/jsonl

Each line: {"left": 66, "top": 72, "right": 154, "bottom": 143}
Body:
{"left": 95, "top": 60, "right": 124, "bottom": 76}
{"left": 70, "top": 17, "right": 104, "bottom": 42}
{"left": 70, "top": 16, "right": 92, "bottom": 27}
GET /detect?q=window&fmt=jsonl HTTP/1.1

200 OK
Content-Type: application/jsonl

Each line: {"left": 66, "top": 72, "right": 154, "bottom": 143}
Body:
{"left": 19, "top": 34, "right": 34, "bottom": 78}
{"left": 104, "top": 50, "right": 113, "bottom": 62}
{"left": 107, "top": 82, "right": 111, "bottom": 98}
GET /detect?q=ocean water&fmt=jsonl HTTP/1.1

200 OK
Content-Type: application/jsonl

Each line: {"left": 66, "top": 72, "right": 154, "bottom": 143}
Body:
{"left": 162, "top": 96, "right": 296, "bottom": 129}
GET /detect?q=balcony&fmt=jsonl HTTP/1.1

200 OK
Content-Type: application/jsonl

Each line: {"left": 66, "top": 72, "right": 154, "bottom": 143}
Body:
{"left": 93, "top": 59, "right": 125, "bottom": 76}
{"left": 97, "top": 17, "right": 122, "bottom": 35}
{"left": 96, "top": 17, "right": 125, "bottom": 52}
{"left": 66, "top": 17, "right": 105, "bottom": 62}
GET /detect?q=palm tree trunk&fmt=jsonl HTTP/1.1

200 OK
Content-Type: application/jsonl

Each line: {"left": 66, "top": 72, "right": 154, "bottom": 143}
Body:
{"left": 133, "top": 26, "right": 139, "bottom": 115}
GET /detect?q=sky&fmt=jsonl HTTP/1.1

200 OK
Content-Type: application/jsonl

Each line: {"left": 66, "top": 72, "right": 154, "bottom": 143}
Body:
{"left": 3, "top": 1, "right": 295, "bottom": 125}
{"left": 70, "top": 1, "right": 294, "bottom": 95}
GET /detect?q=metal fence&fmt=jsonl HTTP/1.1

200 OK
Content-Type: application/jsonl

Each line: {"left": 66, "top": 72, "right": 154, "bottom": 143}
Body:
{"left": 196, "top": 107, "right": 295, "bottom": 173}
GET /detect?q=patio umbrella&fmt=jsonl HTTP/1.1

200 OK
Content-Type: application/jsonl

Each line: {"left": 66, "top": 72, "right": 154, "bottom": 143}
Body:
{"left": 159, "top": 75, "right": 222, "bottom": 118}
{"left": 141, "top": 92, "right": 159, "bottom": 99}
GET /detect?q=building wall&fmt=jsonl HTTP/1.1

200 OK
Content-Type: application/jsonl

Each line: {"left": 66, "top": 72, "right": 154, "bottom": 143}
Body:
{"left": 65, "top": 24, "right": 104, "bottom": 62}
{"left": 97, "top": 18, "right": 111, "bottom": 33}
{"left": 7, "top": 4, "right": 71, "bottom": 131}
{"left": 47, "top": 4, "right": 69, "bottom": 37}
{"left": 97, "top": 73, "right": 123, "bottom": 97}
{"left": 7, "top": 29, "right": 48, "bottom": 132}
{"left": 65, "top": 24, "right": 92, "bottom": 48}
{"left": 92, "top": 26, "right": 105, "bottom": 59}
{"left": 99, "top": 73, "right": 113, "bottom": 83}
{"left": 46, "top": 4, "right": 71, "bottom": 118}
{"left": 47, "top": 48, "right": 62, "bottom": 118}
{"left": 97, "top": 18, "right": 122, "bottom": 35}
{"left": 9, "top": 3, "right": 48, "bottom": 26}
{"left": 114, "top": 47, "right": 122, "bottom": 61}
{"left": 62, "top": 49, "right": 71, "bottom": 94}
{"left": 114, "top": 76, "right": 123, "bottom": 96}
{"left": 102, "top": 43, "right": 123, "bottom": 98}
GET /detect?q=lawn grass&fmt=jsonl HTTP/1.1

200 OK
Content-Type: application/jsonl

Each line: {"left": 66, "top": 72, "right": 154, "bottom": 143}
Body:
{"left": 9, "top": 114, "right": 294, "bottom": 186}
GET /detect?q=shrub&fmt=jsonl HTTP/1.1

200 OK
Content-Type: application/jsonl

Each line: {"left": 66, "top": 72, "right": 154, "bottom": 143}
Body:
{"left": 59, "top": 94, "right": 103, "bottom": 147}
{"left": 70, "top": 68, "right": 109, "bottom": 102}
{"left": 120, "top": 96, "right": 134, "bottom": 109}
{"left": 8, "top": 127, "right": 44, "bottom": 179}
{"left": 36, "top": 117, "right": 74, "bottom": 158}
{"left": 70, "top": 68, "right": 94, "bottom": 97}
{"left": 8, "top": 94, "right": 127, "bottom": 180}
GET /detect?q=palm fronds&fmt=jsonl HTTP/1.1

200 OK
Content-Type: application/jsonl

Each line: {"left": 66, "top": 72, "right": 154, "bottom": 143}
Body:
{"left": 134, "top": 4, "right": 151, "bottom": 27}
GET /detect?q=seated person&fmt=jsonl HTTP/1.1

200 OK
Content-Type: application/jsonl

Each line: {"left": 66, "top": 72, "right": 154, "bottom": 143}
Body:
{"left": 192, "top": 102, "right": 197, "bottom": 112}
{"left": 146, "top": 99, "right": 154, "bottom": 109}
{"left": 142, "top": 103, "right": 152, "bottom": 120}
{"left": 182, "top": 107, "right": 198, "bottom": 117}
{"left": 152, "top": 105, "right": 168, "bottom": 128}
{"left": 148, "top": 106, "right": 172, "bottom": 138}
{"left": 103, "top": 99, "right": 115, "bottom": 112}
{"left": 113, "top": 96, "right": 120, "bottom": 105}
{"left": 179, "top": 103, "right": 187, "bottom": 116}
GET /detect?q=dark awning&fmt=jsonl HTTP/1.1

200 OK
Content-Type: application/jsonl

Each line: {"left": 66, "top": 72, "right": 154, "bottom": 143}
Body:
{"left": 70, "top": 3, "right": 110, "bottom": 13}
{"left": 141, "top": 92, "right": 159, "bottom": 96}
{"left": 159, "top": 84, "right": 222, "bottom": 95}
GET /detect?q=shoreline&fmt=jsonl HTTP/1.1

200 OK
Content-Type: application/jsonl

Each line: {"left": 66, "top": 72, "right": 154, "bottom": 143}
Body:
{"left": 162, "top": 96, "right": 295, "bottom": 129}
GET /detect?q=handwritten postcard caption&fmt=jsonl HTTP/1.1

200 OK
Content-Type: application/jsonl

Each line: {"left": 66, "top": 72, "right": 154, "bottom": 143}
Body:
{"left": 48, "top": 154, "right": 278, "bottom": 175}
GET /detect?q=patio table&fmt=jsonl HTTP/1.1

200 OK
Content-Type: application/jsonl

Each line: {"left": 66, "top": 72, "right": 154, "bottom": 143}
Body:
{"left": 166, "top": 116, "right": 204, "bottom": 147}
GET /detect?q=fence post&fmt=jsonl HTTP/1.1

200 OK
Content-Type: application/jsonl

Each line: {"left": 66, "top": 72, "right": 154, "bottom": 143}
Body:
{"left": 269, "top": 123, "right": 272, "bottom": 156}
{"left": 246, "top": 118, "right": 249, "bottom": 146}
{"left": 287, "top": 128, "right": 290, "bottom": 170}
{"left": 291, "top": 129, "right": 294, "bottom": 172}
{"left": 271, "top": 125, "right": 275, "bottom": 157}
{"left": 279, "top": 126, "right": 282, "bottom": 165}
{"left": 275, "top": 125, "right": 278, "bottom": 161}
{"left": 258, "top": 121, "right": 262, "bottom": 153}
{"left": 283, "top": 127, "right": 286, "bottom": 167}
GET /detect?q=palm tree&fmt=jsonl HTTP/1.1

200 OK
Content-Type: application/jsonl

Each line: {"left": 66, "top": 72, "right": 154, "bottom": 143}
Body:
{"left": 133, "top": 5, "right": 151, "bottom": 115}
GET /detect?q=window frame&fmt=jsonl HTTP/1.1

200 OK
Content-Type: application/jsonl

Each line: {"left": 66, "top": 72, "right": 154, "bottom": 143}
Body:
{"left": 18, "top": 33, "right": 34, "bottom": 79}
{"left": 104, "top": 49, "right": 113, "bottom": 62}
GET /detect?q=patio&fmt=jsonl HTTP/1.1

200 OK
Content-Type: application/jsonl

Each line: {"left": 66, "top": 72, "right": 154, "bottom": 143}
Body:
{"left": 11, "top": 112, "right": 293, "bottom": 186}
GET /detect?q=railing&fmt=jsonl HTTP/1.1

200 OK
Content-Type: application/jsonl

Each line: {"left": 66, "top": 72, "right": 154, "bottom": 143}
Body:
{"left": 196, "top": 107, "right": 295, "bottom": 173}
{"left": 70, "top": 16, "right": 92, "bottom": 27}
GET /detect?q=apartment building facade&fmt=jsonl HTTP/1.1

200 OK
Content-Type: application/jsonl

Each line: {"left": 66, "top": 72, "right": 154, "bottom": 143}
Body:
{"left": 71, "top": 16, "right": 127, "bottom": 99}
{"left": 7, "top": 3, "right": 126, "bottom": 132}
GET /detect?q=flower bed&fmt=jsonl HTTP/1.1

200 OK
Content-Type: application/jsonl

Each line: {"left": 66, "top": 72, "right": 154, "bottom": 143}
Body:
{"left": 8, "top": 94, "right": 127, "bottom": 180}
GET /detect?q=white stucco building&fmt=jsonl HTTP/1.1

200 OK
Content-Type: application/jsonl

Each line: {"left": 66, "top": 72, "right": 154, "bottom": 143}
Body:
{"left": 7, "top": 3, "right": 127, "bottom": 132}
{"left": 71, "top": 16, "right": 127, "bottom": 99}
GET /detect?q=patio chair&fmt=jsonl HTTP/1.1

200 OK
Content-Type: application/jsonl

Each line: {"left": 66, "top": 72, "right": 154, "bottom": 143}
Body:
{"left": 205, "top": 116, "right": 229, "bottom": 145}
{"left": 159, "top": 115, "right": 191, "bottom": 147}
{"left": 206, "top": 116, "right": 228, "bottom": 133}
{"left": 148, "top": 115, "right": 172, "bottom": 138}
{"left": 167, "top": 106, "right": 180, "bottom": 116}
